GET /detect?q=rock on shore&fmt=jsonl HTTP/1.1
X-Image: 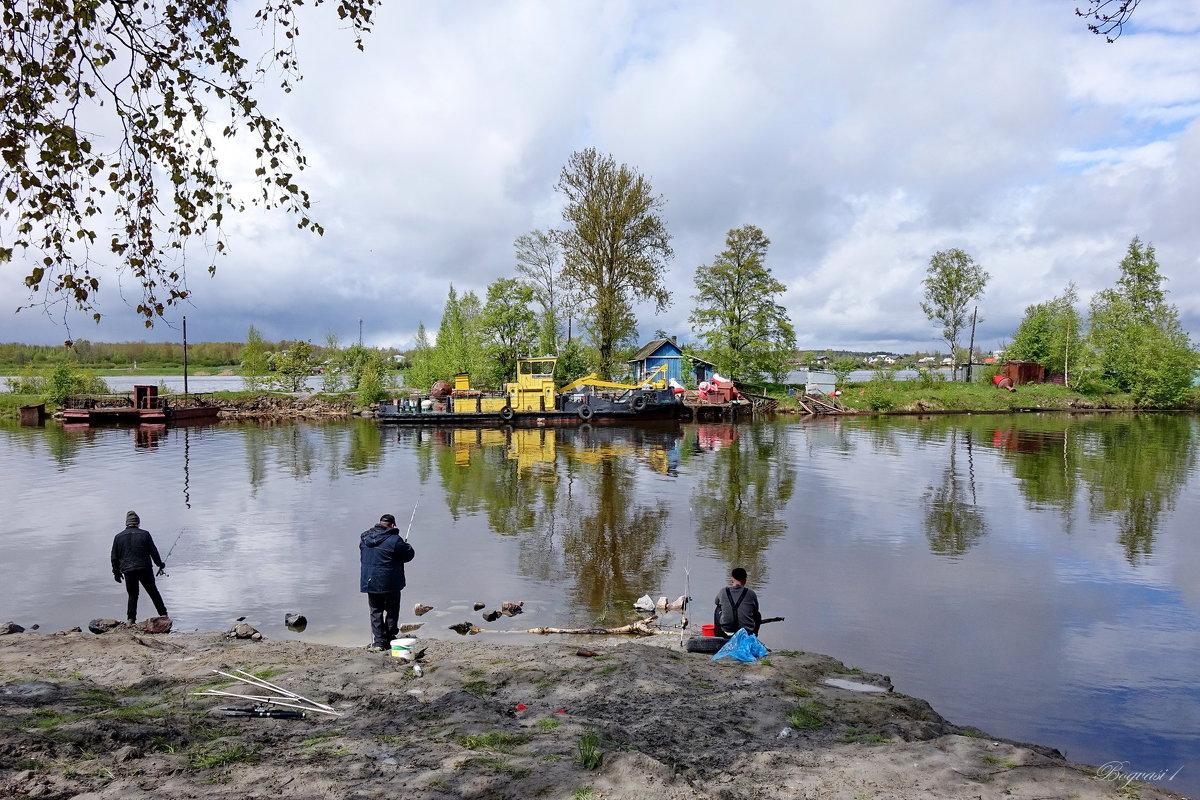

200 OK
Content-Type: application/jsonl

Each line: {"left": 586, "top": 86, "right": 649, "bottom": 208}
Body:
{"left": 0, "top": 631, "right": 1186, "bottom": 800}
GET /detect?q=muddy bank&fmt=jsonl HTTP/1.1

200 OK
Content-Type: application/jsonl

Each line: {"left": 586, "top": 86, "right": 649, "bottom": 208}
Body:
{"left": 0, "top": 632, "right": 1186, "bottom": 800}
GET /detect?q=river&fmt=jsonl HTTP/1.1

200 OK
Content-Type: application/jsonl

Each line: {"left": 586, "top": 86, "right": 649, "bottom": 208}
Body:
{"left": 1, "top": 412, "right": 1196, "bottom": 796}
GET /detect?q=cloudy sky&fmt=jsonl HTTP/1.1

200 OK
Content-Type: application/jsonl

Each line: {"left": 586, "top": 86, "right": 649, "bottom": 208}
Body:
{"left": 4, "top": 0, "right": 1200, "bottom": 355}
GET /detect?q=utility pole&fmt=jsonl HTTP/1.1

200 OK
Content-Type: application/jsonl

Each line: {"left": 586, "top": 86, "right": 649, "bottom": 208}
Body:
{"left": 965, "top": 306, "right": 977, "bottom": 384}
{"left": 358, "top": 319, "right": 363, "bottom": 347}
{"left": 183, "top": 316, "right": 189, "bottom": 397}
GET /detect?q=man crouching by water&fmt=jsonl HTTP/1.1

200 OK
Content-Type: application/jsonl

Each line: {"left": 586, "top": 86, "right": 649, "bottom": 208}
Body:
{"left": 714, "top": 567, "right": 762, "bottom": 639}
{"left": 111, "top": 511, "right": 168, "bottom": 625}
{"left": 360, "top": 513, "right": 415, "bottom": 653}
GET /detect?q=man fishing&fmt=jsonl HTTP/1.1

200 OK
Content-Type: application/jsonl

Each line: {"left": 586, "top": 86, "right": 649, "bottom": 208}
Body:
{"left": 713, "top": 567, "right": 762, "bottom": 639}
{"left": 359, "top": 513, "right": 416, "bottom": 652}
{"left": 111, "top": 511, "right": 169, "bottom": 625}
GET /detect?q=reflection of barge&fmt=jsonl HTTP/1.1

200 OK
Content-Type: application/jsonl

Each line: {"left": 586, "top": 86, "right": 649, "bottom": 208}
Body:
{"left": 377, "top": 357, "right": 682, "bottom": 425}
{"left": 61, "top": 384, "right": 220, "bottom": 425}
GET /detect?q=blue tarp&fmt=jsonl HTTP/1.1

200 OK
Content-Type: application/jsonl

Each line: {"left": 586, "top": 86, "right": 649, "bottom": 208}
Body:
{"left": 711, "top": 629, "right": 768, "bottom": 662}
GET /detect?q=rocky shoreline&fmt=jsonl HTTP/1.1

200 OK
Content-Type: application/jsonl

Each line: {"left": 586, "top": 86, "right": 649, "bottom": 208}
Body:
{"left": 0, "top": 630, "right": 1188, "bottom": 800}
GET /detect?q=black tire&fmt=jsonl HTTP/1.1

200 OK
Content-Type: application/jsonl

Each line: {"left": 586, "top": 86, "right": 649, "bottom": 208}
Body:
{"left": 631, "top": 395, "right": 648, "bottom": 412}
{"left": 500, "top": 405, "right": 514, "bottom": 421}
{"left": 578, "top": 405, "right": 593, "bottom": 421}
{"left": 684, "top": 636, "right": 725, "bottom": 654}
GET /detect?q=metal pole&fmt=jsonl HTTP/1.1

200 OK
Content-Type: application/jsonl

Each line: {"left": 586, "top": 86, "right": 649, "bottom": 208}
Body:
{"left": 182, "top": 316, "right": 189, "bottom": 397}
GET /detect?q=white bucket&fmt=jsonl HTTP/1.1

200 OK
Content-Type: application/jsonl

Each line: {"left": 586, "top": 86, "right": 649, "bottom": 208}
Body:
{"left": 390, "top": 637, "right": 417, "bottom": 659}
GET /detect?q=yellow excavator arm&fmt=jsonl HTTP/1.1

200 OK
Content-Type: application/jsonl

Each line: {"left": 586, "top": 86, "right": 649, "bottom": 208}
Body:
{"left": 559, "top": 363, "right": 669, "bottom": 394}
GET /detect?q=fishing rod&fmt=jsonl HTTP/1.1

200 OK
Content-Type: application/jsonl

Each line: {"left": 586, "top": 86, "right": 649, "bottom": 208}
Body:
{"left": 156, "top": 528, "right": 186, "bottom": 577}
{"left": 405, "top": 499, "right": 419, "bottom": 542}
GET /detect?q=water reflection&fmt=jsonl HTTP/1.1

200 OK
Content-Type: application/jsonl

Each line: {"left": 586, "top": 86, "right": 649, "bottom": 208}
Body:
{"left": 690, "top": 423, "right": 795, "bottom": 580}
{"left": 923, "top": 429, "right": 989, "bottom": 557}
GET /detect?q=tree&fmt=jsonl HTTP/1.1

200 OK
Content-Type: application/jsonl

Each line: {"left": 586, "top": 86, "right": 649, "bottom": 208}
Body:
{"left": 435, "top": 285, "right": 484, "bottom": 382}
{"left": 1076, "top": 0, "right": 1141, "bottom": 42}
{"left": 1006, "top": 284, "right": 1083, "bottom": 382}
{"left": 920, "top": 249, "right": 990, "bottom": 380}
{"left": 321, "top": 333, "right": 346, "bottom": 392}
{"left": 240, "top": 325, "right": 269, "bottom": 391}
{"left": 272, "top": 340, "right": 315, "bottom": 392}
{"left": 1, "top": 0, "right": 377, "bottom": 325}
{"left": 1084, "top": 238, "right": 1197, "bottom": 406}
{"left": 554, "top": 148, "right": 673, "bottom": 379}
{"left": 407, "top": 322, "right": 438, "bottom": 392}
{"left": 689, "top": 225, "right": 796, "bottom": 381}
{"left": 477, "top": 277, "right": 538, "bottom": 385}
{"left": 514, "top": 229, "right": 583, "bottom": 356}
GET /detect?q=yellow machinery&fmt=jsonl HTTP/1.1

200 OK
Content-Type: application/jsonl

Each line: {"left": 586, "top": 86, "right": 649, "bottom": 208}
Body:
{"left": 559, "top": 363, "right": 668, "bottom": 394}
{"left": 504, "top": 356, "right": 559, "bottom": 412}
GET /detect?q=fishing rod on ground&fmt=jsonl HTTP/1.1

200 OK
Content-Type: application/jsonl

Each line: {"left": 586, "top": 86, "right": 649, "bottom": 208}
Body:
{"left": 156, "top": 527, "right": 187, "bottom": 577}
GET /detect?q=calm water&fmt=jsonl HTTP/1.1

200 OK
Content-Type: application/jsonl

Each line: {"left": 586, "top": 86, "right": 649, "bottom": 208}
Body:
{"left": 1, "top": 413, "right": 1197, "bottom": 796}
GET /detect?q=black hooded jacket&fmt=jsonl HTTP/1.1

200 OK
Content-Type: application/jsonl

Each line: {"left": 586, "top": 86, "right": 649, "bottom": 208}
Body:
{"left": 111, "top": 527, "right": 165, "bottom": 576}
{"left": 359, "top": 524, "right": 416, "bottom": 594}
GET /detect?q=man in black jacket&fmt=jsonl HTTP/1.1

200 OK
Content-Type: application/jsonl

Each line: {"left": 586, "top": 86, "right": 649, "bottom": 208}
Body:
{"left": 713, "top": 567, "right": 762, "bottom": 638}
{"left": 111, "top": 511, "right": 168, "bottom": 624}
{"left": 360, "top": 513, "right": 416, "bottom": 652}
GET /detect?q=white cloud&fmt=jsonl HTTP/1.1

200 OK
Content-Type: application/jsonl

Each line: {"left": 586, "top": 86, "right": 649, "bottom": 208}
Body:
{"left": 3, "top": 0, "right": 1199, "bottom": 354}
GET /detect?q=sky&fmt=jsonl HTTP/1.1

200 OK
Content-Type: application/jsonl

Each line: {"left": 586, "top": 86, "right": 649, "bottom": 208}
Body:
{"left": 4, "top": 0, "right": 1200, "bottom": 355}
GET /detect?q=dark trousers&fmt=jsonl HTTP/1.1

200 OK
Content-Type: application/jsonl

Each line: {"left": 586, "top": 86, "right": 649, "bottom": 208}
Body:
{"left": 367, "top": 592, "right": 402, "bottom": 648}
{"left": 123, "top": 568, "right": 168, "bottom": 621}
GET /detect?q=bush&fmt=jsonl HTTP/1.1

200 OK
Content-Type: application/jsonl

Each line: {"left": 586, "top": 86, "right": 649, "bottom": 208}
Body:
{"left": 861, "top": 383, "right": 897, "bottom": 412}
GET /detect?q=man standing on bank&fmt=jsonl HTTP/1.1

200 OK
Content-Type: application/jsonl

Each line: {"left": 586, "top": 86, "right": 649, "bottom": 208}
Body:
{"left": 714, "top": 567, "right": 762, "bottom": 639}
{"left": 111, "top": 511, "right": 169, "bottom": 625}
{"left": 359, "top": 513, "right": 416, "bottom": 652}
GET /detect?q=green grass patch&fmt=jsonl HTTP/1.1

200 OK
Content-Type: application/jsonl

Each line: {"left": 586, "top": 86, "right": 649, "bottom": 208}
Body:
{"left": 463, "top": 680, "right": 491, "bottom": 698}
{"left": 536, "top": 717, "right": 562, "bottom": 732}
{"left": 788, "top": 702, "right": 826, "bottom": 730}
{"left": 774, "top": 650, "right": 804, "bottom": 657}
{"left": 577, "top": 729, "right": 603, "bottom": 770}
{"left": 570, "top": 788, "right": 596, "bottom": 800}
{"left": 457, "top": 731, "right": 530, "bottom": 752}
{"left": 459, "top": 756, "right": 531, "bottom": 778}
{"left": 187, "top": 742, "right": 260, "bottom": 770}
{"left": 301, "top": 732, "right": 340, "bottom": 748}
{"left": 594, "top": 664, "right": 620, "bottom": 676}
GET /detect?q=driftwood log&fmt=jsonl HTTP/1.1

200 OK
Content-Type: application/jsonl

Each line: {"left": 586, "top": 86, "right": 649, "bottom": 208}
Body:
{"left": 450, "top": 615, "right": 664, "bottom": 637}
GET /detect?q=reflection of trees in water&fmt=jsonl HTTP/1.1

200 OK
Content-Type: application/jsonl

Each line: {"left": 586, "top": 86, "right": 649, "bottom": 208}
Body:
{"left": 559, "top": 458, "right": 671, "bottom": 622}
{"left": 419, "top": 425, "right": 678, "bottom": 623}
{"left": 1078, "top": 414, "right": 1195, "bottom": 563}
{"left": 923, "top": 428, "right": 988, "bottom": 557}
{"left": 689, "top": 423, "right": 795, "bottom": 581}
{"left": 241, "top": 422, "right": 318, "bottom": 489}
{"left": 343, "top": 417, "right": 386, "bottom": 474}
{"left": 983, "top": 413, "right": 1195, "bottom": 563}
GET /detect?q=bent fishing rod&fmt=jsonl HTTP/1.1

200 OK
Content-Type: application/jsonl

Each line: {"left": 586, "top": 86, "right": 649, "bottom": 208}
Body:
{"left": 405, "top": 499, "right": 419, "bottom": 542}
{"left": 156, "top": 527, "right": 187, "bottom": 577}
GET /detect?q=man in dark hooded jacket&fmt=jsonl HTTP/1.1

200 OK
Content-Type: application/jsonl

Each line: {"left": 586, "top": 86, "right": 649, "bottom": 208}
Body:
{"left": 360, "top": 513, "right": 416, "bottom": 651}
{"left": 111, "top": 511, "right": 168, "bottom": 624}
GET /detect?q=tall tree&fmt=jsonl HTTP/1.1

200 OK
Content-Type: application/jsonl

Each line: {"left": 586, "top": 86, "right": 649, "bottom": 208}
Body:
{"left": 434, "top": 284, "right": 484, "bottom": 381}
{"left": 1006, "top": 284, "right": 1083, "bottom": 382}
{"left": 477, "top": 277, "right": 538, "bottom": 386}
{"left": 920, "top": 248, "right": 990, "bottom": 380}
{"left": 240, "top": 325, "right": 269, "bottom": 391}
{"left": 554, "top": 148, "right": 673, "bottom": 379}
{"left": 689, "top": 225, "right": 796, "bottom": 381}
{"left": 514, "top": 230, "right": 568, "bottom": 356}
{"left": 272, "top": 340, "right": 315, "bottom": 392}
{"left": 1, "top": 0, "right": 377, "bottom": 325}
{"left": 1084, "top": 237, "right": 1197, "bottom": 406}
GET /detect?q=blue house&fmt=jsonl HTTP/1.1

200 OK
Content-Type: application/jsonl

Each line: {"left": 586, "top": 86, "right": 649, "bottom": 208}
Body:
{"left": 628, "top": 338, "right": 685, "bottom": 384}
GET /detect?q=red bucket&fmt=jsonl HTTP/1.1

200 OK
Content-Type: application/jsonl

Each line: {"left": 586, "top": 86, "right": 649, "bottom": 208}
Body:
{"left": 701, "top": 624, "right": 716, "bottom": 637}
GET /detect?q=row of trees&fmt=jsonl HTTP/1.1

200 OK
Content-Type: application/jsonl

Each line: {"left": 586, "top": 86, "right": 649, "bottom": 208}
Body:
{"left": 926, "top": 237, "right": 1197, "bottom": 407}
{"left": 408, "top": 149, "right": 797, "bottom": 390}
{"left": 1005, "top": 238, "right": 1197, "bottom": 406}
{"left": 238, "top": 326, "right": 398, "bottom": 401}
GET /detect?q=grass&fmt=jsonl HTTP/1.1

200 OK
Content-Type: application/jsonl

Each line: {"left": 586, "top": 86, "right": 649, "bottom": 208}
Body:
{"left": 788, "top": 702, "right": 826, "bottom": 731}
{"left": 463, "top": 680, "right": 491, "bottom": 698}
{"left": 187, "top": 742, "right": 260, "bottom": 770}
{"left": 570, "top": 789, "right": 596, "bottom": 800}
{"left": 456, "top": 731, "right": 530, "bottom": 753}
{"left": 577, "top": 730, "right": 603, "bottom": 770}
{"left": 594, "top": 664, "right": 620, "bottom": 676}
{"left": 536, "top": 717, "right": 562, "bottom": 732}
{"left": 459, "top": 756, "right": 531, "bottom": 778}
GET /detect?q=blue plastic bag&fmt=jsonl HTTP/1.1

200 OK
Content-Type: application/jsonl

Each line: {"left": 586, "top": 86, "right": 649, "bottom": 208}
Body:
{"left": 710, "top": 628, "right": 768, "bottom": 662}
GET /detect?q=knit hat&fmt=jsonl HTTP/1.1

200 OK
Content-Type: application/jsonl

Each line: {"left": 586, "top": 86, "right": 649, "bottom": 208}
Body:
{"left": 731, "top": 567, "right": 747, "bottom": 583}
{"left": 380, "top": 514, "right": 396, "bottom": 525}
{"left": 125, "top": 511, "right": 140, "bottom": 527}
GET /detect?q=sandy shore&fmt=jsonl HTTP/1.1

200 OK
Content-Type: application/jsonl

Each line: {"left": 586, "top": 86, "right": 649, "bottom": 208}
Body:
{"left": 0, "top": 630, "right": 1189, "bottom": 800}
